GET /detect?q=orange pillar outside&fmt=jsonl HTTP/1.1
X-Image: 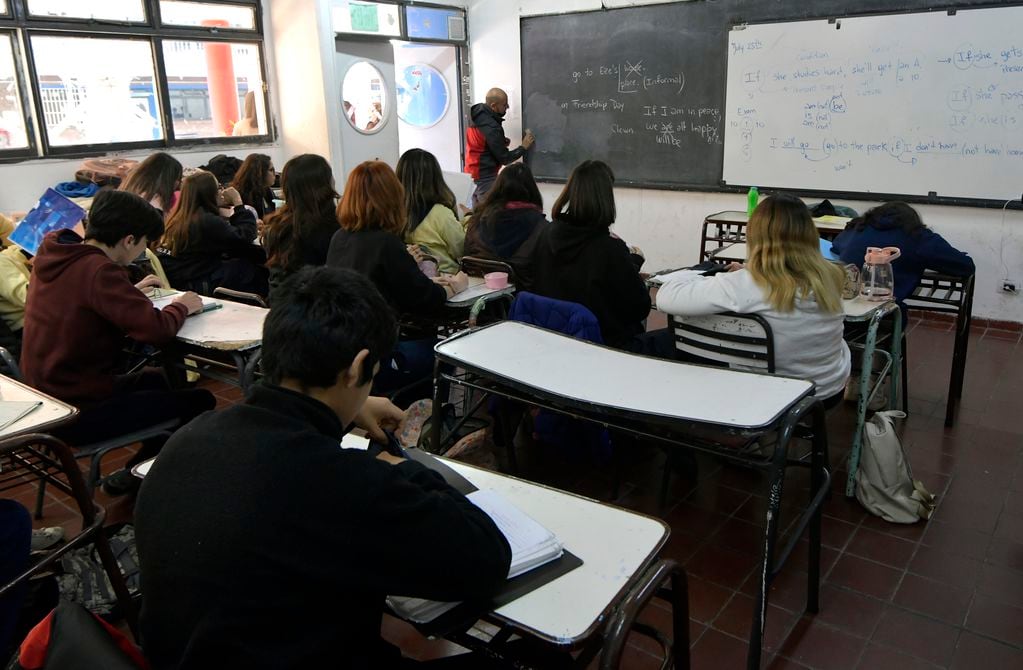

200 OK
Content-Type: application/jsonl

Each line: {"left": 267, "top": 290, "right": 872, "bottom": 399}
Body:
{"left": 201, "top": 19, "right": 237, "bottom": 136}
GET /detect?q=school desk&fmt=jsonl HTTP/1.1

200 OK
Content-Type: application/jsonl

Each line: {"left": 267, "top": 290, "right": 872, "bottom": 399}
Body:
{"left": 156, "top": 297, "right": 267, "bottom": 390}
{"left": 431, "top": 321, "right": 830, "bottom": 670}
{"left": 0, "top": 374, "right": 77, "bottom": 439}
{"left": 701, "top": 210, "right": 848, "bottom": 263}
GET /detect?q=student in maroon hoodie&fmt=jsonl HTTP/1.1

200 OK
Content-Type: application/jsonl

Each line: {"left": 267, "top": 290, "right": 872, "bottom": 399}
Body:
{"left": 21, "top": 189, "right": 217, "bottom": 494}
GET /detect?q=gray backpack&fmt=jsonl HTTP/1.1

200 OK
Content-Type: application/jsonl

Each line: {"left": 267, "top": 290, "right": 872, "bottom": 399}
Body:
{"left": 855, "top": 411, "right": 936, "bottom": 523}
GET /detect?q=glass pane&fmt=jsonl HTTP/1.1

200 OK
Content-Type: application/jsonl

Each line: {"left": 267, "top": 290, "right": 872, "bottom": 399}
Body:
{"left": 0, "top": 34, "right": 30, "bottom": 150}
{"left": 30, "top": 35, "right": 162, "bottom": 147}
{"left": 332, "top": 1, "right": 401, "bottom": 37}
{"left": 405, "top": 6, "right": 463, "bottom": 41}
{"left": 27, "top": 0, "right": 146, "bottom": 22}
{"left": 159, "top": 1, "right": 256, "bottom": 31}
{"left": 162, "top": 40, "right": 267, "bottom": 139}
{"left": 397, "top": 63, "right": 449, "bottom": 128}
{"left": 0, "top": 2, "right": 8, "bottom": 17}
{"left": 342, "top": 61, "right": 387, "bottom": 134}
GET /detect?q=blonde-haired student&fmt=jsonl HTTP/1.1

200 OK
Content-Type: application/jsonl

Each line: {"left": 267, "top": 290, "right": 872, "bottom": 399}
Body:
{"left": 656, "top": 193, "right": 850, "bottom": 404}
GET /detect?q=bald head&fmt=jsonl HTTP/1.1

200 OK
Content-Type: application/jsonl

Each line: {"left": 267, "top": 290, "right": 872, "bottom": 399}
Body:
{"left": 485, "top": 88, "right": 508, "bottom": 106}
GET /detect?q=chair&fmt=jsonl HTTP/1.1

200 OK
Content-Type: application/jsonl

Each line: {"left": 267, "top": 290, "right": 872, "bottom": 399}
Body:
{"left": 0, "top": 433, "right": 139, "bottom": 638}
{"left": 0, "top": 349, "right": 178, "bottom": 518}
{"left": 143, "top": 248, "right": 170, "bottom": 289}
{"left": 668, "top": 312, "right": 775, "bottom": 372}
{"left": 212, "top": 287, "right": 268, "bottom": 308}
{"left": 460, "top": 256, "right": 519, "bottom": 286}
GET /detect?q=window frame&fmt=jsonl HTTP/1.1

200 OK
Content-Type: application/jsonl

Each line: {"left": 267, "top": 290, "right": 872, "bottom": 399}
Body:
{"left": 0, "top": 29, "right": 38, "bottom": 158}
{"left": 1, "top": 0, "right": 272, "bottom": 161}
{"left": 402, "top": 1, "right": 467, "bottom": 46}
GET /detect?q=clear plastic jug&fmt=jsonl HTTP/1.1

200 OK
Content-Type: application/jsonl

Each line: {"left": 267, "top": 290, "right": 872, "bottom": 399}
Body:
{"left": 860, "top": 246, "right": 900, "bottom": 301}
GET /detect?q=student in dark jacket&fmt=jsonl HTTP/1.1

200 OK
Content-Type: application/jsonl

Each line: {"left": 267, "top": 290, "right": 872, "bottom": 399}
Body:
{"left": 230, "top": 152, "right": 277, "bottom": 221}
{"left": 157, "top": 170, "right": 268, "bottom": 296}
{"left": 135, "top": 266, "right": 512, "bottom": 670}
{"left": 464, "top": 88, "right": 535, "bottom": 207}
{"left": 464, "top": 163, "right": 546, "bottom": 290}
{"left": 262, "top": 154, "right": 339, "bottom": 300}
{"left": 327, "top": 161, "right": 468, "bottom": 397}
{"left": 531, "top": 160, "right": 665, "bottom": 353}
{"left": 21, "top": 190, "right": 215, "bottom": 493}
{"left": 831, "top": 201, "right": 975, "bottom": 307}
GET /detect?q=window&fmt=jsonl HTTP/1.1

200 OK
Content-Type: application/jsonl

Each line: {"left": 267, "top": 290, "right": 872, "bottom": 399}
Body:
{"left": 162, "top": 39, "right": 266, "bottom": 139}
{"left": 30, "top": 35, "right": 162, "bottom": 147}
{"left": 0, "top": 33, "right": 31, "bottom": 150}
{"left": 159, "top": 1, "right": 256, "bottom": 31}
{"left": 2, "top": 0, "right": 269, "bottom": 157}
{"left": 26, "top": 0, "right": 147, "bottom": 22}
{"left": 332, "top": 1, "right": 402, "bottom": 38}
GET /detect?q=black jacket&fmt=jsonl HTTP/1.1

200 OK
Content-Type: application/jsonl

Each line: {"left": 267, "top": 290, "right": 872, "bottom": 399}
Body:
{"left": 326, "top": 228, "right": 447, "bottom": 317}
{"left": 530, "top": 217, "right": 650, "bottom": 349}
{"left": 135, "top": 384, "right": 511, "bottom": 670}
{"left": 158, "top": 206, "right": 265, "bottom": 287}
{"left": 467, "top": 103, "right": 525, "bottom": 182}
{"left": 465, "top": 205, "right": 546, "bottom": 290}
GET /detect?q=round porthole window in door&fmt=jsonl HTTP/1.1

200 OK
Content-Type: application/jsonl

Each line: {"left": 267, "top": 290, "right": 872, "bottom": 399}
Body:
{"left": 396, "top": 63, "right": 450, "bottom": 129}
{"left": 341, "top": 61, "right": 388, "bottom": 134}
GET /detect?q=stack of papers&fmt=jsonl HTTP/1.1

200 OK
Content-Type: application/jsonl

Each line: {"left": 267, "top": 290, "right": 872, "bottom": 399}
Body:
{"left": 149, "top": 291, "right": 222, "bottom": 315}
{"left": 0, "top": 400, "right": 42, "bottom": 432}
{"left": 387, "top": 490, "right": 563, "bottom": 623}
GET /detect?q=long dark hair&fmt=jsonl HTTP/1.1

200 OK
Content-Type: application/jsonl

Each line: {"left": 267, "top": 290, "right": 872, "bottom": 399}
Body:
{"left": 467, "top": 163, "right": 541, "bottom": 231}
{"left": 161, "top": 171, "right": 220, "bottom": 253}
{"left": 231, "top": 153, "right": 273, "bottom": 210}
{"left": 263, "top": 154, "right": 339, "bottom": 271}
{"left": 851, "top": 201, "right": 927, "bottom": 237}
{"left": 395, "top": 148, "right": 456, "bottom": 233}
{"left": 120, "top": 152, "right": 183, "bottom": 214}
{"left": 552, "top": 160, "right": 616, "bottom": 228}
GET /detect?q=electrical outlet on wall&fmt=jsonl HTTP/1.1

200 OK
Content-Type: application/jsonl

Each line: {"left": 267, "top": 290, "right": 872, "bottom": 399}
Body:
{"left": 1001, "top": 279, "right": 1019, "bottom": 294}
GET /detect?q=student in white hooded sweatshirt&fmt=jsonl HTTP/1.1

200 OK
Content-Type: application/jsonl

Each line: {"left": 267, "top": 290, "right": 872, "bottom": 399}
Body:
{"left": 657, "top": 194, "right": 850, "bottom": 404}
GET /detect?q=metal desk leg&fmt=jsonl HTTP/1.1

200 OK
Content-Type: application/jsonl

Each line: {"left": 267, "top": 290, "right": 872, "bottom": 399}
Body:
{"left": 847, "top": 308, "right": 883, "bottom": 497}
{"left": 889, "top": 313, "right": 903, "bottom": 413}
{"left": 946, "top": 288, "right": 972, "bottom": 426}
{"left": 427, "top": 359, "right": 450, "bottom": 454}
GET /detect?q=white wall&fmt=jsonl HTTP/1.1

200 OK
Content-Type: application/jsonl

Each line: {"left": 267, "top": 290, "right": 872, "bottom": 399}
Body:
{"left": 467, "top": 0, "right": 1023, "bottom": 323}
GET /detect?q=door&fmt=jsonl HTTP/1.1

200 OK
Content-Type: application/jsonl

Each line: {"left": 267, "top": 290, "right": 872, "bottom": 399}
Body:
{"left": 393, "top": 42, "right": 461, "bottom": 173}
{"left": 334, "top": 40, "right": 399, "bottom": 183}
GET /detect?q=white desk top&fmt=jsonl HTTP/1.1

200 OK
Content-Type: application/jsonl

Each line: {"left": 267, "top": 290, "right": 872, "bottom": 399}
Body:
{"left": 171, "top": 301, "right": 267, "bottom": 351}
{"left": 706, "top": 210, "right": 849, "bottom": 232}
{"left": 709, "top": 242, "right": 748, "bottom": 261}
{"left": 446, "top": 459, "right": 667, "bottom": 644}
{"left": 0, "top": 375, "right": 77, "bottom": 439}
{"left": 436, "top": 322, "right": 814, "bottom": 429}
{"left": 446, "top": 276, "right": 515, "bottom": 308}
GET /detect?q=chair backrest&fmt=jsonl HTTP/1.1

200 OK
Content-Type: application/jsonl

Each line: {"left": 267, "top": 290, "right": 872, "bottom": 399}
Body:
{"left": 460, "top": 255, "right": 519, "bottom": 286}
{"left": 668, "top": 312, "right": 775, "bottom": 373}
{"left": 508, "top": 292, "right": 602, "bottom": 344}
{"left": 143, "top": 248, "right": 170, "bottom": 289}
{"left": 0, "top": 345, "right": 22, "bottom": 381}
{"left": 212, "top": 287, "right": 268, "bottom": 308}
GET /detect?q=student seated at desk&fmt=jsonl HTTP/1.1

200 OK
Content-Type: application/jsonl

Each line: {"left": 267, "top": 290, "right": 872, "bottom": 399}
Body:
{"left": 531, "top": 160, "right": 667, "bottom": 354}
{"left": 830, "top": 201, "right": 975, "bottom": 308}
{"left": 657, "top": 194, "right": 851, "bottom": 404}
{"left": 463, "top": 163, "right": 547, "bottom": 289}
{"left": 21, "top": 190, "right": 216, "bottom": 493}
{"left": 262, "top": 154, "right": 340, "bottom": 300}
{"left": 327, "top": 162, "right": 468, "bottom": 396}
{"left": 0, "top": 213, "right": 31, "bottom": 358}
{"left": 119, "top": 152, "right": 183, "bottom": 217}
{"left": 396, "top": 148, "right": 465, "bottom": 274}
{"left": 157, "top": 171, "right": 269, "bottom": 297}
{"left": 230, "top": 153, "right": 277, "bottom": 222}
{"left": 135, "top": 266, "right": 511, "bottom": 670}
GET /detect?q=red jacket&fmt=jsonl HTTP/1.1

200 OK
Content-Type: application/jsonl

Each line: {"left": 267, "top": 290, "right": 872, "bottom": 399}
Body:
{"left": 22, "top": 230, "right": 188, "bottom": 405}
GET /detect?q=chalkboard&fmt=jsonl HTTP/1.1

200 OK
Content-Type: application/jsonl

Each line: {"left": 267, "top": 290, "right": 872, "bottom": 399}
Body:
{"left": 723, "top": 6, "right": 1023, "bottom": 201}
{"left": 521, "top": 4, "right": 727, "bottom": 189}
{"left": 520, "top": 0, "right": 1014, "bottom": 201}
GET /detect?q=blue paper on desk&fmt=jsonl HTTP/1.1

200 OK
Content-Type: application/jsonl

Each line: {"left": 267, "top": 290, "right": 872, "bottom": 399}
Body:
{"left": 820, "top": 237, "right": 840, "bottom": 261}
{"left": 9, "top": 189, "right": 87, "bottom": 255}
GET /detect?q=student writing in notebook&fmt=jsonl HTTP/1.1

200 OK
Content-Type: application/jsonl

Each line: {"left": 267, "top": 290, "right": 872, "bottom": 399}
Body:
{"left": 135, "top": 266, "right": 511, "bottom": 670}
{"left": 20, "top": 190, "right": 216, "bottom": 494}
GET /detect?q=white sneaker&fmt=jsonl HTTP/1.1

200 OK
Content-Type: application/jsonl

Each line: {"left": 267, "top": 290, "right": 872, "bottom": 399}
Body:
{"left": 31, "top": 526, "right": 65, "bottom": 551}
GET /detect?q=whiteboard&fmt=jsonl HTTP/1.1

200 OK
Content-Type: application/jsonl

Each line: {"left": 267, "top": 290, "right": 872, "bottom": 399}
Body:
{"left": 722, "top": 7, "right": 1023, "bottom": 201}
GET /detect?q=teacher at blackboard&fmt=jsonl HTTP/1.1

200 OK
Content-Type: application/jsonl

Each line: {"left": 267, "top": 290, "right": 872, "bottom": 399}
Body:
{"left": 465, "top": 88, "right": 535, "bottom": 208}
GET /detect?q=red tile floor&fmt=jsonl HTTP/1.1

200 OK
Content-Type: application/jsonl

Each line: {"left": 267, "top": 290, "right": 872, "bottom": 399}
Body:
{"left": 14, "top": 315, "right": 1023, "bottom": 669}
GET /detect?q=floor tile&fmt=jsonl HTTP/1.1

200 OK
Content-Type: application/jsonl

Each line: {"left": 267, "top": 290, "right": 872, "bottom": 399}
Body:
{"left": 845, "top": 527, "right": 917, "bottom": 569}
{"left": 906, "top": 544, "right": 983, "bottom": 591}
{"left": 686, "top": 576, "right": 733, "bottom": 623}
{"left": 856, "top": 643, "right": 943, "bottom": 670}
{"left": 920, "top": 520, "right": 991, "bottom": 560}
{"left": 950, "top": 631, "right": 1023, "bottom": 669}
{"left": 776, "top": 617, "right": 866, "bottom": 670}
{"left": 892, "top": 574, "right": 972, "bottom": 626}
{"left": 871, "top": 607, "right": 959, "bottom": 667}
{"left": 711, "top": 593, "right": 799, "bottom": 652}
{"left": 964, "top": 593, "right": 1023, "bottom": 648}
{"left": 685, "top": 543, "right": 758, "bottom": 590}
{"left": 976, "top": 563, "right": 1023, "bottom": 605}
{"left": 689, "top": 628, "right": 751, "bottom": 670}
{"left": 825, "top": 554, "right": 903, "bottom": 601}
{"left": 815, "top": 585, "right": 886, "bottom": 639}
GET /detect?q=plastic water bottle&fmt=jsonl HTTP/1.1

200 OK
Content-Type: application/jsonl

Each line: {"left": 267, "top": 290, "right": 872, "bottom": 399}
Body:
{"left": 747, "top": 186, "right": 759, "bottom": 217}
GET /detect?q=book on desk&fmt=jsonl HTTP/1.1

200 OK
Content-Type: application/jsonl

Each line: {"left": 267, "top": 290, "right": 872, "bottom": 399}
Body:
{"left": 148, "top": 290, "right": 223, "bottom": 316}
{"left": 338, "top": 435, "right": 576, "bottom": 625}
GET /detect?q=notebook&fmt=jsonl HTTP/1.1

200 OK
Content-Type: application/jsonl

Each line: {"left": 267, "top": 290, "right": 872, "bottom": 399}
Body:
{"left": 9, "top": 189, "right": 87, "bottom": 255}
{"left": 149, "top": 291, "right": 222, "bottom": 316}
{"left": 387, "top": 489, "right": 564, "bottom": 623}
{"left": 0, "top": 400, "right": 43, "bottom": 432}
